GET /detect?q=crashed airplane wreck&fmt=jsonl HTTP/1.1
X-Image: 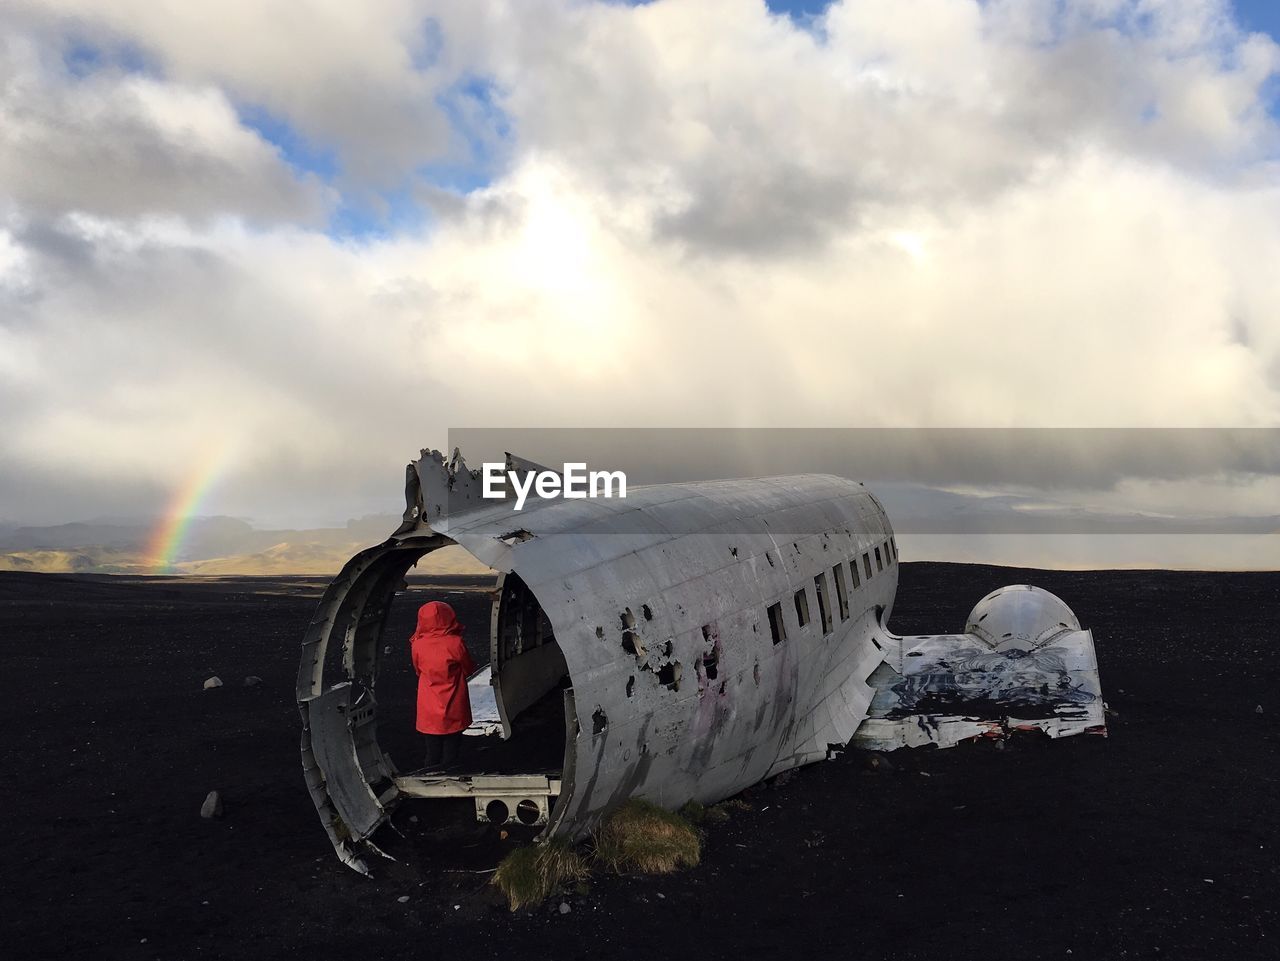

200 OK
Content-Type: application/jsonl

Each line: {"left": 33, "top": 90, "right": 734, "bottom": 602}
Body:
{"left": 298, "top": 450, "right": 1106, "bottom": 873}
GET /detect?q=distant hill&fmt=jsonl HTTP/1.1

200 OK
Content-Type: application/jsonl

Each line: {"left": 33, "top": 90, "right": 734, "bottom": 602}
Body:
{"left": 178, "top": 543, "right": 492, "bottom": 576}
{"left": 0, "top": 517, "right": 495, "bottom": 576}
{"left": 0, "top": 548, "right": 149, "bottom": 574}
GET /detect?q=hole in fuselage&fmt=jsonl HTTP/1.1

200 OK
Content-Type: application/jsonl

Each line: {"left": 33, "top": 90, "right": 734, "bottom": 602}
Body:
{"left": 656, "top": 662, "right": 681, "bottom": 691}
{"left": 488, "top": 571, "right": 572, "bottom": 763}
{"left": 516, "top": 799, "right": 541, "bottom": 825}
{"left": 487, "top": 799, "right": 510, "bottom": 824}
{"left": 316, "top": 538, "right": 577, "bottom": 863}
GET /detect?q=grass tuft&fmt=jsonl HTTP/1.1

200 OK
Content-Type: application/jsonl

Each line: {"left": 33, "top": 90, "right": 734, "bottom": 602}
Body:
{"left": 594, "top": 799, "right": 702, "bottom": 874}
{"left": 704, "top": 797, "right": 751, "bottom": 823}
{"left": 679, "top": 800, "right": 707, "bottom": 825}
{"left": 491, "top": 840, "right": 589, "bottom": 912}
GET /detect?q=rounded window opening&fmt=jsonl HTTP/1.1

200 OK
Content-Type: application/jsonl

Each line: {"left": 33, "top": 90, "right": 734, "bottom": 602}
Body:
{"left": 486, "top": 799, "right": 510, "bottom": 824}
{"left": 516, "top": 799, "right": 541, "bottom": 825}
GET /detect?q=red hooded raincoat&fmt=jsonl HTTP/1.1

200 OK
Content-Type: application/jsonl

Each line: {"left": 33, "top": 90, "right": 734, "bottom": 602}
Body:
{"left": 410, "top": 601, "right": 476, "bottom": 735}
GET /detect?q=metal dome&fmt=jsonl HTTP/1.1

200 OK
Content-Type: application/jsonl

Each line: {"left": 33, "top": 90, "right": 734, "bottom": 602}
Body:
{"left": 964, "top": 584, "right": 1081, "bottom": 649}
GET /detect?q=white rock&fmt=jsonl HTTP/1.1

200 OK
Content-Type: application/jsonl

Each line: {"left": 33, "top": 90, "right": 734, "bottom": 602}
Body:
{"left": 200, "top": 790, "right": 223, "bottom": 819}
{"left": 397, "top": 896, "right": 410, "bottom": 904}
{"left": 558, "top": 902, "right": 571, "bottom": 915}
{"left": 203, "top": 676, "right": 223, "bottom": 690}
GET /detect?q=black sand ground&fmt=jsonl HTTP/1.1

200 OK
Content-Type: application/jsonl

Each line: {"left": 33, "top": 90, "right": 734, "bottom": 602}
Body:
{"left": 3, "top": 563, "right": 1277, "bottom": 961}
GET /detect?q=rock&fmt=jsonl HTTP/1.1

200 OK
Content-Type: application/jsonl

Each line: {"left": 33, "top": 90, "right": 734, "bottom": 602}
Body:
{"left": 1256, "top": 705, "right": 1264, "bottom": 714}
{"left": 861, "top": 751, "right": 894, "bottom": 772}
{"left": 770, "top": 769, "right": 796, "bottom": 788}
{"left": 558, "top": 902, "right": 571, "bottom": 915}
{"left": 202, "top": 676, "right": 223, "bottom": 690}
{"left": 242, "top": 675, "right": 263, "bottom": 688}
{"left": 200, "top": 790, "right": 223, "bottom": 819}
{"left": 994, "top": 739, "right": 1006, "bottom": 751}
{"left": 397, "top": 896, "right": 410, "bottom": 904}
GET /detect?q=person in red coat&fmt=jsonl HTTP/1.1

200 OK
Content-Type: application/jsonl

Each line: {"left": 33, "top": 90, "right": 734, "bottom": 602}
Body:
{"left": 410, "top": 601, "right": 476, "bottom": 770}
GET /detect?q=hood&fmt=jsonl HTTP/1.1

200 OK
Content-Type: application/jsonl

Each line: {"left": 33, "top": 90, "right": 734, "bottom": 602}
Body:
{"left": 414, "top": 600, "right": 462, "bottom": 636}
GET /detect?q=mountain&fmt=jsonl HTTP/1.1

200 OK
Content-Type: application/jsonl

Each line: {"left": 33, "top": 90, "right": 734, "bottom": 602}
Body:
{"left": 0, "top": 548, "right": 147, "bottom": 574}
{"left": 177, "top": 543, "right": 491, "bottom": 576}
{"left": 0, "top": 517, "right": 495, "bottom": 576}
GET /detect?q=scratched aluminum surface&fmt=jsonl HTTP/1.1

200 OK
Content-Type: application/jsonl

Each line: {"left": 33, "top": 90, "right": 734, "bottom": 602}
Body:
{"left": 425, "top": 452, "right": 900, "bottom": 839}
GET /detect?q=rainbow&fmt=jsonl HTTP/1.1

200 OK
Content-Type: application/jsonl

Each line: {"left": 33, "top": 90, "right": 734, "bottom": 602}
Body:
{"left": 146, "top": 444, "right": 231, "bottom": 573}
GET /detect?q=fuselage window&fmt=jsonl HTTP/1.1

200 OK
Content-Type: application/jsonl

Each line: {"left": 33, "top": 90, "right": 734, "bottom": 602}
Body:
{"left": 890, "top": 537, "right": 897, "bottom": 561}
{"left": 862, "top": 552, "right": 873, "bottom": 580}
{"left": 832, "top": 563, "right": 850, "bottom": 620}
{"left": 850, "top": 556, "right": 861, "bottom": 589}
{"left": 875, "top": 546, "right": 883, "bottom": 572}
{"left": 767, "top": 602, "right": 787, "bottom": 645}
{"left": 814, "top": 573, "right": 833, "bottom": 635}
{"left": 794, "top": 588, "right": 810, "bottom": 628}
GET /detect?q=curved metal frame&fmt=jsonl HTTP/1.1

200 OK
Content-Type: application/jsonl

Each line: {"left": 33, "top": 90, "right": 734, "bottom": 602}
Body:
{"left": 296, "top": 533, "right": 443, "bottom": 873}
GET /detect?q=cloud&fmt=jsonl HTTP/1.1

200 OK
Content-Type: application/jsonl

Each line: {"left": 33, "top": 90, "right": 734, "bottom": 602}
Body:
{"left": 10, "top": 0, "right": 496, "bottom": 186}
{"left": 0, "top": 35, "right": 330, "bottom": 224}
{"left": 470, "top": 0, "right": 1280, "bottom": 255}
{"left": 0, "top": 0, "right": 1278, "bottom": 538}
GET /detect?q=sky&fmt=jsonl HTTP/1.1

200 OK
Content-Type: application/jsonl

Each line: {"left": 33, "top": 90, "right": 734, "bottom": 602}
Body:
{"left": 1, "top": 1, "right": 1280, "bottom": 566}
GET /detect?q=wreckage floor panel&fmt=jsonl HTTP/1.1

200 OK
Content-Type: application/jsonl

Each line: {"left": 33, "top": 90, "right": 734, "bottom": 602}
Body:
{"left": 379, "top": 675, "right": 569, "bottom": 779}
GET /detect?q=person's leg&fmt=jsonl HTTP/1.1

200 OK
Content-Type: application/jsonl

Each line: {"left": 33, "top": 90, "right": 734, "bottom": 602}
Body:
{"left": 440, "top": 731, "right": 462, "bottom": 769}
{"left": 423, "top": 734, "right": 443, "bottom": 769}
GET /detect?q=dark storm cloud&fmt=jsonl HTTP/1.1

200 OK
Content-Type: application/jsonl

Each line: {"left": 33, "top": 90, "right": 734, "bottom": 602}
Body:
{"left": 449, "top": 428, "right": 1280, "bottom": 491}
{"left": 434, "top": 429, "right": 1280, "bottom": 539}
